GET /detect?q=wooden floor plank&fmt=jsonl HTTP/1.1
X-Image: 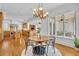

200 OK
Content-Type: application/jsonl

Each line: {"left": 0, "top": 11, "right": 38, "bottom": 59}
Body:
{"left": 0, "top": 39, "right": 25, "bottom": 56}
{"left": 55, "top": 43, "right": 79, "bottom": 56}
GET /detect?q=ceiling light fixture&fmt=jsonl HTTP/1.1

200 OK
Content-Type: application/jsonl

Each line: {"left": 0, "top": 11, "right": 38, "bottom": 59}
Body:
{"left": 32, "top": 3, "right": 48, "bottom": 19}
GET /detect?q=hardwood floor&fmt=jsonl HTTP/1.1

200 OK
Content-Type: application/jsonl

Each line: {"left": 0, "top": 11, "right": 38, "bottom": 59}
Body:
{"left": 55, "top": 43, "right": 79, "bottom": 56}
{"left": 0, "top": 39, "right": 25, "bottom": 56}
{"left": 0, "top": 39, "right": 79, "bottom": 56}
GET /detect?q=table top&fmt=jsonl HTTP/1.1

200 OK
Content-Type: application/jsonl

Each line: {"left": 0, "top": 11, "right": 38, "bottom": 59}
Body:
{"left": 29, "top": 36, "right": 48, "bottom": 42}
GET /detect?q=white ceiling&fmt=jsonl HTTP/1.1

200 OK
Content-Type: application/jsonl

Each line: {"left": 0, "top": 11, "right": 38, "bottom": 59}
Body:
{"left": 0, "top": 3, "right": 63, "bottom": 22}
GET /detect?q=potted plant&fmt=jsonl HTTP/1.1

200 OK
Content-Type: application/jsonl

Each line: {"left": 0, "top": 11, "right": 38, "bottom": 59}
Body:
{"left": 74, "top": 38, "right": 79, "bottom": 51}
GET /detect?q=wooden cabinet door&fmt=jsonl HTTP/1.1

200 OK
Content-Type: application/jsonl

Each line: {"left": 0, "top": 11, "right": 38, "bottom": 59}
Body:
{"left": 0, "top": 11, "right": 3, "bottom": 42}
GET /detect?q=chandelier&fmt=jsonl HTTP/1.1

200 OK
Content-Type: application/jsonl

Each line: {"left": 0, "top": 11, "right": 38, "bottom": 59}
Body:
{"left": 32, "top": 4, "right": 48, "bottom": 19}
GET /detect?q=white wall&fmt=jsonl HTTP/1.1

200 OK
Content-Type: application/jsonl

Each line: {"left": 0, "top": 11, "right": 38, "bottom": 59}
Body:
{"left": 76, "top": 6, "right": 79, "bottom": 38}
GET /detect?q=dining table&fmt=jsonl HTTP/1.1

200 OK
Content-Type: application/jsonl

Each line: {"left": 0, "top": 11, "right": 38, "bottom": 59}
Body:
{"left": 29, "top": 35, "right": 48, "bottom": 44}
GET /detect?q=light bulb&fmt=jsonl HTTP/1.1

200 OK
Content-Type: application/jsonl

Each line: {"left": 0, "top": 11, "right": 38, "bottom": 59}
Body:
{"left": 46, "top": 12, "right": 48, "bottom": 15}
{"left": 39, "top": 7, "right": 43, "bottom": 11}
{"left": 33, "top": 8, "right": 36, "bottom": 12}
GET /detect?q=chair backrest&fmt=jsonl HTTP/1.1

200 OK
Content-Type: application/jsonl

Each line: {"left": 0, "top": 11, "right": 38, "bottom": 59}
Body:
{"left": 33, "top": 45, "right": 45, "bottom": 56}
{"left": 48, "top": 37, "right": 55, "bottom": 46}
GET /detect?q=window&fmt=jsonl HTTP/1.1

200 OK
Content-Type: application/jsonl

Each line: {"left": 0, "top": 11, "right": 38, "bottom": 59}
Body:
{"left": 3, "top": 21, "right": 10, "bottom": 31}
{"left": 55, "top": 15, "right": 64, "bottom": 36}
{"left": 64, "top": 11, "right": 75, "bottom": 38}
{"left": 49, "top": 11, "right": 76, "bottom": 39}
